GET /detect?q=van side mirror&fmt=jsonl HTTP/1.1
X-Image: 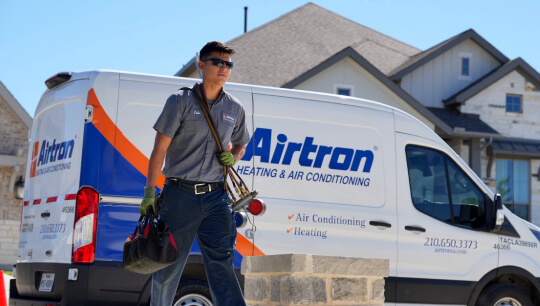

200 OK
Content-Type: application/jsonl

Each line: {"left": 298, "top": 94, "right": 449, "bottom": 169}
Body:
{"left": 493, "top": 194, "right": 504, "bottom": 228}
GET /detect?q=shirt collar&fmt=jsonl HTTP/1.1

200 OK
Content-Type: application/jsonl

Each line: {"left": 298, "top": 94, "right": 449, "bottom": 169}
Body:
{"left": 198, "top": 82, "right": 225, "bottom": 105}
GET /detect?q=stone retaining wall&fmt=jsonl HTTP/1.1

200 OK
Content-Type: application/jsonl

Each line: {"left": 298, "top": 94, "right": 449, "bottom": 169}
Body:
{"left": 241, "top": 254, "right": 388, "bottom": 305}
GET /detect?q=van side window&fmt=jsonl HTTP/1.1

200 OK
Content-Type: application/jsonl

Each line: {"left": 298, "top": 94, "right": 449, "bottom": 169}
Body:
{"left": 406, "top": 145, "right": 486, "bottom": 229}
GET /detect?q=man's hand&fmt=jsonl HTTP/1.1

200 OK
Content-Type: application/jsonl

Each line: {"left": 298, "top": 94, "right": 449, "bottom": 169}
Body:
{"left": 140, "top": 186, "right": 156, "bottom": 216}
{"left": 217, "top": 150, "right": 236, "bottom": 167}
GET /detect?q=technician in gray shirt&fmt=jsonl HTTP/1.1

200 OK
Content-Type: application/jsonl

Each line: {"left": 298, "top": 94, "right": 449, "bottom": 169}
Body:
{"left": 141, "top": 41, "right": 250, "bottom": 306}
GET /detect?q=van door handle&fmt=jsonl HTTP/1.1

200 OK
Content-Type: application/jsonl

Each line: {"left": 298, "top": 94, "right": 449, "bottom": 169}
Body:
{"left": 369, "top": 221, "right": 391, "bottom": 228}
{"left": 405, "top": 226, "right": 426, "bottom": 232}
{"left": 41, "top": 212, "right": 51, "bottom": 219}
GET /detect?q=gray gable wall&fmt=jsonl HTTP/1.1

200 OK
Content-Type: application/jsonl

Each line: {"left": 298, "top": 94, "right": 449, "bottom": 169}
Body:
{"left": 390, "top": 29, "right": 509, "bottom": 81}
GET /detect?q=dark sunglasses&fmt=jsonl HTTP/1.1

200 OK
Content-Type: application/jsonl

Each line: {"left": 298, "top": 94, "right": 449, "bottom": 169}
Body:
{"left": 204, "top": 58, "right": 234, "bottom": 69}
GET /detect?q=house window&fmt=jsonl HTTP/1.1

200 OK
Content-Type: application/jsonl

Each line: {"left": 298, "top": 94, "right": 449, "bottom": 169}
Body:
{"left": 334, "top": 84, "right": 354, "bottom": 96}
{"left": 461, "top": 57, "right": 470, "bottom": 76}
{"left": 496, "top": 159, "right": 530, "bottom": 221}
{"left": 506, "top": 94, "right": 522, "bottom": 113}
{"left": 337, "top": 88, "right": 351, "bottom": 96}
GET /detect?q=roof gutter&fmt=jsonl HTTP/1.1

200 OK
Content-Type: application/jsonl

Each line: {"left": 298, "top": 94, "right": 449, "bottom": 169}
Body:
{"left": 450, "top": 129, "right": 501, "bottom": 139}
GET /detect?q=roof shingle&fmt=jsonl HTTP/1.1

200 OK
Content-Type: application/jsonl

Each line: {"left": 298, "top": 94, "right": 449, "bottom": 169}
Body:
{"left": 427, "top": 107, "right": 499, "bottom": 135}
{"left": 178, "top": 3, "right": 420, "bottom": 87}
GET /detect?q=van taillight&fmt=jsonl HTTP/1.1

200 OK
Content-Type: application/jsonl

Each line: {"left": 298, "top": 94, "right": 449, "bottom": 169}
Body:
{"left": 45, "top": 72, "right": 71, "bottom": 89}
{"left": 72, "top": 186, "right": 99, "bottom": 264}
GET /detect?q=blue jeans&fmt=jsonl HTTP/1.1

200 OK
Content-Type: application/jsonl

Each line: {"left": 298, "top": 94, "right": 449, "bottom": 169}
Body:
{"left": 150, "top": 183, "right": 246, "bottom": 306}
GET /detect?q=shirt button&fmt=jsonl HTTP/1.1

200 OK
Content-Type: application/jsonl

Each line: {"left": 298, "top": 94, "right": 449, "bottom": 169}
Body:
{"left": 206, "top": 153, "right": 209, "bottom": 157}
{"left": 208, "top": 137, "right": 211, "bottom": 140}
{"left": 202, "top": 169, "right": 205, "bottom": 172}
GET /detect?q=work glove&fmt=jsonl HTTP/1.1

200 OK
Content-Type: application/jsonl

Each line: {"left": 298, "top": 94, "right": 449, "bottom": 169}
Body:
{"left": 140, "top": 186, "right": 156, "bottom": 216}
{"left": 217, "top": 150, "right": 236, "bottom": 167}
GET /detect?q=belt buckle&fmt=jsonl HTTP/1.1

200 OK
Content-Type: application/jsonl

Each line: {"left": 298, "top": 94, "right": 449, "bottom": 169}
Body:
{"left": 194, "top": 183, "right": 210, "bottom": 195}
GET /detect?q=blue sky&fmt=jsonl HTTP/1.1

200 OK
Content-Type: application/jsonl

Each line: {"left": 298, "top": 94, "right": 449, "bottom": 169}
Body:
{"left": 1, "top": 0, "right": 539, "bottom": 117}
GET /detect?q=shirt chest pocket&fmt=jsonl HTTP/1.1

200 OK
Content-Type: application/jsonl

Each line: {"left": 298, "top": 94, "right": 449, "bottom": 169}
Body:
{"left": 181, "top": 109, "right": 207, "bottom": 134}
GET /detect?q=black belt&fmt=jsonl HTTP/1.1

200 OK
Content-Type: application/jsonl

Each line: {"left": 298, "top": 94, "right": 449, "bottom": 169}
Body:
{"left": 166, "top": 178, "right": 223, "bottom": 195}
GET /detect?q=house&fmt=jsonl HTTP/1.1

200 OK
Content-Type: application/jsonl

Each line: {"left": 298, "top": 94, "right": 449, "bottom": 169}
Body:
{"left": 176, "top": 3, "right": 540, "bottom": 225}
{"left": 0, "top": 80, "right": 32, "bottom": 266}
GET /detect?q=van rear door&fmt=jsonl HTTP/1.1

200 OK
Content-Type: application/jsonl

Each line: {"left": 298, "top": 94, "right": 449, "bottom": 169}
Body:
{"left": 19, "top": 77, "right": 89, "bottom": 264}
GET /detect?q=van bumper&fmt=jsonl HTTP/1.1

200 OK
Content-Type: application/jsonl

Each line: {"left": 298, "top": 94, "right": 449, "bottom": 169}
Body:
{"left": 9, "top": 261, "right": 150, "bottom": 306}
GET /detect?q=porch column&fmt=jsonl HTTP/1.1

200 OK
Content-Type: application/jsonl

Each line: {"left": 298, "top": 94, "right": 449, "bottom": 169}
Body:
{"left": 469, "top": 138, "right": 482, "bottom": 177}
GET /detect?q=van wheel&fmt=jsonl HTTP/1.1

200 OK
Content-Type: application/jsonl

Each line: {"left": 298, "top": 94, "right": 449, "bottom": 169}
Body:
{"left": 173, "top": 279, "right": 213, "bottom": 306}
{"left": 477, "top": 284, "right": 533, "bottom": 306}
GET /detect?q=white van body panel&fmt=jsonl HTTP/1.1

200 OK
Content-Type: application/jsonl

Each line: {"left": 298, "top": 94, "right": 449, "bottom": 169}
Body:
{"left": 498, "top": 209, "right": 540, "bottom": 276}
{"left": 115, "top": 73, "right": 255, "bottom": 176}
{"left": 243, "top": 91, "right": 398, "bottom": 274}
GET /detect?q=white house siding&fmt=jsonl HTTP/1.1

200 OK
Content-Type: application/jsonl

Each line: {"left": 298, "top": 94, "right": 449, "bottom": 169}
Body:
{"left": 400, "top": 39, "right": 501, "bottom": 108}
{"left": 293, "top": 57, "right": 435, "bottom": 130}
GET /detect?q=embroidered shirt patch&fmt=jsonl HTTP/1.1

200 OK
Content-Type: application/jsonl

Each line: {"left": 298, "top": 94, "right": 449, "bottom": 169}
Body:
{"left": 222, "top": 112, "right": 236, "bottom": 126}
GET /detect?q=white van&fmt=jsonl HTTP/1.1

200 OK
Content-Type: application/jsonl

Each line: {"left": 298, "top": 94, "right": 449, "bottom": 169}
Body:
{"left": 10, "top": 70, "right": 540, "bottom": 306}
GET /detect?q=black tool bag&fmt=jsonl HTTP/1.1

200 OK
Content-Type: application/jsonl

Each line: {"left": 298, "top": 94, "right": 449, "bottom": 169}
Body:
{"left": 122, "top": 201, "right": 179, "bottom": 274}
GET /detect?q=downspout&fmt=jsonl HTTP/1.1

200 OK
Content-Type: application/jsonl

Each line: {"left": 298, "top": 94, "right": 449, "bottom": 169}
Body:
{"left": 480, "top": 136, "right": 493, "bottom": 150}
{"left": 487, "top": 146, "right": 494, "bottom": 179}
{"left": 483, "top": 137, "right": 494, "bottom": 180}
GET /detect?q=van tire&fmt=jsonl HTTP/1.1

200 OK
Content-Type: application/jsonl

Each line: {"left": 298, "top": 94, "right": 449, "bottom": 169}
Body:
{"left": 173, "top": 279, "right": 213, "bottom": 306}
{"left": 476, "top": 283, "right": 533, "bottom": 306}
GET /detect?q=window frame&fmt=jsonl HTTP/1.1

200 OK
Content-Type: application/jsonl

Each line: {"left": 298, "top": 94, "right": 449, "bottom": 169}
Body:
{"left": 405, "top": 144, "right": 488, "bottom": 231}
{"left": 505, "top": 94, "right": 523, "bottom": 113}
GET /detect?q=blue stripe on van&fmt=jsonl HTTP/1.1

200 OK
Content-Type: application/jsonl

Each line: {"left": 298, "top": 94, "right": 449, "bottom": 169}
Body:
{"left": 95, "top": 202, "right": 242, "bottom": 268}
{"left": 83, "top": 123, "right": 243, "bottom": 266}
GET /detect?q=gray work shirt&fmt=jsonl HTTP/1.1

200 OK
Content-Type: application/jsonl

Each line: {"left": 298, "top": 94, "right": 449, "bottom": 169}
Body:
{"left": 153, "top": 84, "right": 250, "bottom": 182}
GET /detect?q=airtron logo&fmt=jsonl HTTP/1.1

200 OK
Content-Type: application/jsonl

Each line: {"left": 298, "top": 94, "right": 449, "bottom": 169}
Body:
{"left": 30, "top": 139, "right": 75, "bottom": 178}
{"left": 241, "top": 128, "right": 374, "bottom": 172}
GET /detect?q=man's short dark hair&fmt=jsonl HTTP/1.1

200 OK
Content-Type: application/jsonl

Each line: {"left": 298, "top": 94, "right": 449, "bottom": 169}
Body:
{"left": 200, "top": 41, "right": 235, "bottom": 61}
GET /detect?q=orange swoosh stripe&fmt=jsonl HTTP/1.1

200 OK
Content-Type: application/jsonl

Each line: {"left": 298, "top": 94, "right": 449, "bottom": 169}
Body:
{"left": 87, "top": 88, "right": 263, "bottom": 256}
{"left": 236, "top": 233, "right": 265, "bottom": 256}
{"left": 87, "top": 88, "right": 165, "bottom": 188}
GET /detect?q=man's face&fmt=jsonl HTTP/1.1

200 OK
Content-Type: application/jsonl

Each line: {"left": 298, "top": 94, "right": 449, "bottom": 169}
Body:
{"left": 198, "top": 51, "right": 232, "bottom": 87}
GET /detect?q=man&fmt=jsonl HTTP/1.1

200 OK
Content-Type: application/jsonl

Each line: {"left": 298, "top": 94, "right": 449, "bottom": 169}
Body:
{"left": 141, "top": 41, "right": 249, "bottom": 306}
